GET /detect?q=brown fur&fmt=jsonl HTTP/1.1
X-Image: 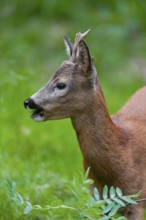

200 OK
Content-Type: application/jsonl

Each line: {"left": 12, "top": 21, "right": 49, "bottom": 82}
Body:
{"left": 24, "top": 31, "right": 146, "bottom": 219}
{"left": 72, "top": 85, "right": 146, "bottom": 219}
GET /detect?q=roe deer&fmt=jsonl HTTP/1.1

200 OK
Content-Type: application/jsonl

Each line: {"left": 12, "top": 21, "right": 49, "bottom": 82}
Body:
{"left": 24, "top": 30, "right": 146, "bottom": 219}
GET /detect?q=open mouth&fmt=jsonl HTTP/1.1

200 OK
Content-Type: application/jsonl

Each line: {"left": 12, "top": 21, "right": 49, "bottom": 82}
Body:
{"left": 31, "top": 107, "right": 44, "bottom": 119}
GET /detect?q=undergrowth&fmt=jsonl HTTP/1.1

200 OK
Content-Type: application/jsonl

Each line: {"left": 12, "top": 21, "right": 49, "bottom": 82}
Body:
{"left": 6, "top": 168, "right": 140, "bottom": 220}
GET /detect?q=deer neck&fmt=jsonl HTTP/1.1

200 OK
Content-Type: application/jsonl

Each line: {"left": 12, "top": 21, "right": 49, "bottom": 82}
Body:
{"left": 71, "top": 86, "right": 123, "bottom": 182}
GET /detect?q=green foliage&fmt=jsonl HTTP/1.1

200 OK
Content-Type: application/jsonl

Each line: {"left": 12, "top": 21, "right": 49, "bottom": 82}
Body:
{"left": 6, "top": 169, "right": 140, "bottom": 220}
{"left": 1, "top": 1, "right": 146, "bottom": 219}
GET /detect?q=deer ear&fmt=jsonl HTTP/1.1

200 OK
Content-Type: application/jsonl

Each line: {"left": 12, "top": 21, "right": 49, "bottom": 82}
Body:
{"left": 75, "top": 40, "right": 92, "bottom": 73}
{"left": 64, "top": 35, "right": 73, "bottom": 57}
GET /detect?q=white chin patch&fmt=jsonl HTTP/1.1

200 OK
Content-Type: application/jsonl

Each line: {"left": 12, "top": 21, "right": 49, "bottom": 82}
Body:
{"left": 31, "top": 114, "right": 45, "bottom": 122}
{"left": 30, "top": 108, "right": 45, "bottom": 122}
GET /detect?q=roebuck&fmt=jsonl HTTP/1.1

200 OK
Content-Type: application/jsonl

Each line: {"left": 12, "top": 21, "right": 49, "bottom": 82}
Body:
{"left": 24, "top": 30, "right": 146, "bottom": 219}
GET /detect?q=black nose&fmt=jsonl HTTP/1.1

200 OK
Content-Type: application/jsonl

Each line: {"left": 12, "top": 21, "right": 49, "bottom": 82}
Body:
{"left": 24, "top": 98, "right": 38, "bottom": 109}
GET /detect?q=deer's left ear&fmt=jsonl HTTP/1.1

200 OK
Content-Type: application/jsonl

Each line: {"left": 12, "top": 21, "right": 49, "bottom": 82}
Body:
{"left": 75, "top": 40, "right": 92, "bottom": 73}
{"left": 64, "top": 35, "right": 73, "bottom": 57}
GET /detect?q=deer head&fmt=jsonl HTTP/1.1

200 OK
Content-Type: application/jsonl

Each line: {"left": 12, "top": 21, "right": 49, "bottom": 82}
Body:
{"left": 24, "top": 30, "right": 98, "bottom": 121}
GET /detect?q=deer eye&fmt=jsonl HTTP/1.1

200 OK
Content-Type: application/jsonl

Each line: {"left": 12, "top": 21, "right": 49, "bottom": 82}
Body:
{"left": 56, "top": 83, "right": 66, "bottom": 90}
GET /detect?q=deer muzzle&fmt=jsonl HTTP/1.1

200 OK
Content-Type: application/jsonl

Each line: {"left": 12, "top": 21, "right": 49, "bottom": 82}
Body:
{"left": 24, "top": 98, "right": 45, "bottom": 122}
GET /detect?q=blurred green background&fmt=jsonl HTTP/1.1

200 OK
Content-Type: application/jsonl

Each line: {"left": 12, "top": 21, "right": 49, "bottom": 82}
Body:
{"left": 0, "top": 0, "right": 146, "bottom": 219}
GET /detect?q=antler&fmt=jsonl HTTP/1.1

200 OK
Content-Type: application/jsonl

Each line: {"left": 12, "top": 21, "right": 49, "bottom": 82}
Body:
{"left": 70, "top": 29, "right": 91, "bottom": 62}
{"left": 75, "top": 29, "right": 91, "bottom": 44}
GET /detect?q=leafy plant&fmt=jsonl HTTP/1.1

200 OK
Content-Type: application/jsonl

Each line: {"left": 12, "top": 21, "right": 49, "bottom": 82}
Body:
{"left": 68, "top": 168, "right": 140, "bottom": 220}
{"left": 6, "top": 168, "right": 141, "bottom": 220}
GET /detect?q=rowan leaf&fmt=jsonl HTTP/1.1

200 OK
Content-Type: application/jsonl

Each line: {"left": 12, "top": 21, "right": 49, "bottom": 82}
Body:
{"left": 112, "top": 197, "right": 125, "bottom": 207}
{"left": 94, "top": 187, "right": 100, "bottom": 201}
{"left": 116, "top": 187, "right": 123, "bottom": 197}
{"left": 23, "top": 202, "right": 32, "bottom": 215}
{"left": 103, "top": 202, "right": 115, "bottom": 214}
{"left": 108, "top": 204, "right": 121, "bottom": 217}
{"left": 109, "top": 186, "right": 116, "bottom": 199}
{"left": 103, "top": 185, "right": 108, "bottom": 199}
{"left": 121, "top": 196, "right": 137, "bottom": 205}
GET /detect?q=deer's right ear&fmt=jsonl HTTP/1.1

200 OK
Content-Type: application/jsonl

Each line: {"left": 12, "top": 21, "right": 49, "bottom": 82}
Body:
{"left": 64, "top": 35, "right": 73, "bottom": 57}
{"left": 75, "top": 40, "right": 92, "bottom": 73}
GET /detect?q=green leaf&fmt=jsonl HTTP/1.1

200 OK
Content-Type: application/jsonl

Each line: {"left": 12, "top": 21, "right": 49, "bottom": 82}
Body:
{"left": 12, "top": 181, "right": 16, "bottom": 191}
{"left": 44, "top": 205, "right": 51, "bottom": 210}
{"left": 23, "top": 202, "right": 32, "bottom": 215}
{"left": 94, "top": 200, "right": 106, "bottom": 207}
{"left": 16, "top": 192, "right": 24, "bottom": 205}
{"left": 129, "top": 191, "right": 141, "bottom": 198}
{"left": 103, "top": 185, "right": 108, "bottom": 199}
{"left": 98, "top": 216, "right": 110, "bottom": 220}
{"left": 116, "top": 187, "right": 123, "bottom": 197}
{"left": 33, "top": 205, "right": 42, "bottom": 209}
{"left": 81, "top": 214, "right": 95, "bottom": 220}
{"left": 117, "top": 217, "right": 127, "bottom": 220}
{"left": 85, "top": 167, "right": 90, "bottom": 180}
{"left": 110, "top": 186, "right": 116, "bottom": 199}
{"left": 84, "top": 179, "right": 94, "bottom": 185}
{"left": 90, "top": 197, "right": 96, "bottom": 205}
{"left": 112, "top": 198, "right": 125, "bottom": 207}
{"left": 94, "top": 187, "right": 100, "bottom": 201}
{"left": 108, "top": 204, "right": 121, "bottom": 217}
{"left": 103, "top": 202, "right": 115, "bottom": 214}
{"left": 68, "top": 186, "right": 79, "bottom": 200}
{"left": 105, "top": 199, "right": 113, "bottom": 205}
{"left": 82, "top": 186, "right": 89, "bottom": 193}
{"left": 121, "top": 196, "right": 137, "bottom": 205}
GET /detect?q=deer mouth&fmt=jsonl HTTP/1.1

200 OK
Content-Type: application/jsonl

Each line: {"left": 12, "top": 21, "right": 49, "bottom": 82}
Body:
{"left": 31, "top": 108, "right": 45, "bottom": 121}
